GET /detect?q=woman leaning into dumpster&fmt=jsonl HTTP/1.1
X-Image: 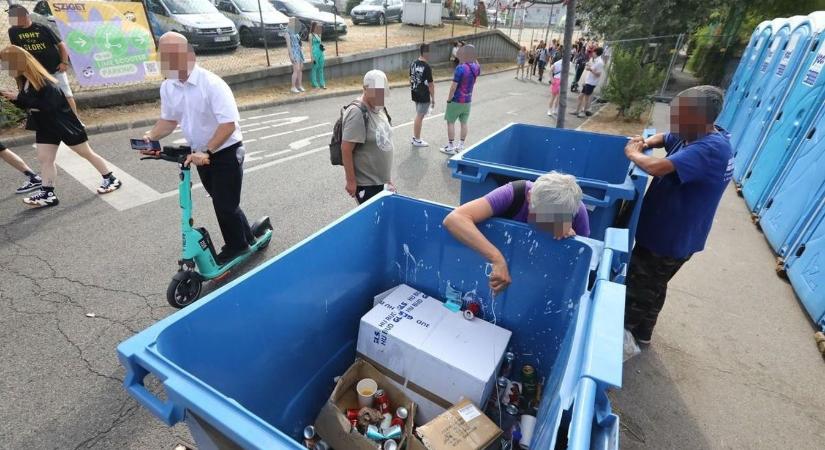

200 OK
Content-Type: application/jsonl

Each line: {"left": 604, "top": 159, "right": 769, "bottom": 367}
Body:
{"left": 443, "top": 171, "right": 590, "bottom": 294}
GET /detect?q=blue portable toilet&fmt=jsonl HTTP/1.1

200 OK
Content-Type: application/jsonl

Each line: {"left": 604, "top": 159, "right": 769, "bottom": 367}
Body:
{"left": 717, "top": 19, "right": 786, "bottom": 130}
{"left": 727, "top": 15, "right": 821, "bottom": 179}
{"left": 741, "top": 13, "right": 825, "bottom": 210}
{"left": 757, "top": 99, "right": 825, "bottom": 259}
{"left": 783, "top": 206, "right": 825, "bottom": 331}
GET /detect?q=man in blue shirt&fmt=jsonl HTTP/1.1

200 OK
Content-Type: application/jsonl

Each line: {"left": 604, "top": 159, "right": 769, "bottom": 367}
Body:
{"left": 623, "top": 86, "right": 733, "bottom": 344}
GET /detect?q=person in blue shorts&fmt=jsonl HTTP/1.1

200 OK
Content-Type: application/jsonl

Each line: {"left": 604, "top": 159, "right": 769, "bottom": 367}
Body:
{"left": 623, "top": 85, "right": 733, "bottom": 345}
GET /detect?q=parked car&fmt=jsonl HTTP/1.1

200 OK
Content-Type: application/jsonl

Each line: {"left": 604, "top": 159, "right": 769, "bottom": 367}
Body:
{"left": 143, "top": 0, "right": 240, "bottom": 51}
{"left": 270, "top": 0, "right": 347, "bottom": 39}
{"left": 307, "top": 0, "right": 337, "bottom": 13}
{"left": 350, "top": 0, "right": 402, "bottom": 25}
{"left": 213, "top": 0, "right": 289, "bottom": 46}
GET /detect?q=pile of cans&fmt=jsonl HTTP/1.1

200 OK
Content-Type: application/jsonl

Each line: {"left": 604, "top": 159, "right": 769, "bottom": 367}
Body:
{"left": 483, "top": 352, "right": 543, "bottom": 449}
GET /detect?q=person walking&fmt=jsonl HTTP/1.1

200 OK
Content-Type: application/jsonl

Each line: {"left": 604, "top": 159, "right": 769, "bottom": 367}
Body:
{"left": 571, "top": 40, "right": 589, "bottom": 93}
{"left": 547, "top": 55, "right": 563, "bottom": 117}
{"left": 142, "top": 32, "right": 255, "bottom": 263}
{"left": 572, "top": 46, "right": 604, "bottom": 118}
{"left": 309, "top": 22, "right": 326, "bottom": 90}
{"left": 7, "top": 4, "right": 78, "bottom": 117}
{"left": 0, "top": 140, "right": 42, "bottom": 194}
{"left": 440, "top": 44, "right": 480, "bottom": 155}
{"left": 623, "top": 86, "right": 733, "bottom": 345}
{"left": 0, "top": 45, "right": 121, "bottom": 208}
{"left": 340, "top": 70, "right": 395, "bottom": 205}
{"left": 527, "top": 45, "right": 537, "bottom": 79}
{"left": 410, "top": 43, "right": 434, "bottom": 148}
{"left": 285, "top": 17, "right": 304, "bottom": 93}
{"left": 515, "top": 45, "right": 527, "bottom": 80}
{"left": 536, "top": 42, "right": 548, "bottom": 82}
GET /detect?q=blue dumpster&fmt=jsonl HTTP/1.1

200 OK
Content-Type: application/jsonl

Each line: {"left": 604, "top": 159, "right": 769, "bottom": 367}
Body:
{"left": 117, "top": 193, "right": 628, "bottom": 450}
{"left": 727, "top": 15, "right": 820, "bottom": 175}
{"left": 757, "top": 105, "right": 825, "bottom": 258}
{"left": 784, "top": 206, "right": 825, "bottom": 331}
{"left": 447, "top": 123, "right": 649, "bottom": 251}
{"left": 717, "top": 18, "right": 787, "bottom": 130}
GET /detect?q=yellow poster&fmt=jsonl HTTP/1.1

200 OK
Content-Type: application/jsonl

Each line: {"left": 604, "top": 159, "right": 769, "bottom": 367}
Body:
{"left": 48, "top": 1, "right": 160, "bottom": 86}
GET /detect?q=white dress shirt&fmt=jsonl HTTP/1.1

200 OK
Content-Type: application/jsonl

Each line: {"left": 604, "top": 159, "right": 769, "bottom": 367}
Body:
{"left": 160, "top": 64, "right": 243, "bottom": 152}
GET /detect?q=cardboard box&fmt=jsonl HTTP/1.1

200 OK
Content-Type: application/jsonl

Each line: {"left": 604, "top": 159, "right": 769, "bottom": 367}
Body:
{"left": 358, "top": 284, "right": 512, "bottom": 423}
{"left": 314, "top": 359, "right": 416, "bottom": 450}
{"left": 416, "top": 399, "right": 503, "bottom": 450}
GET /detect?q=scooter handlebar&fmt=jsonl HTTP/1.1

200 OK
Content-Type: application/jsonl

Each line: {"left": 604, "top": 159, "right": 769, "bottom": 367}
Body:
{"left": 138, "top": 145, "right": 192, "bottom": 163}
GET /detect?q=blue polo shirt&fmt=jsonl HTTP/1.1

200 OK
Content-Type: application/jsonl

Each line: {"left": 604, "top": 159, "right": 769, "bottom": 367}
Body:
{"left": 635, "top": 131, "right": 733, "bottom": 259}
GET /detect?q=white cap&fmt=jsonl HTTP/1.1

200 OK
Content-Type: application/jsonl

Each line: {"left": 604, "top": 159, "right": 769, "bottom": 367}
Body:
{"left": 363, "top": 69, "right": 389, "bottom": 91}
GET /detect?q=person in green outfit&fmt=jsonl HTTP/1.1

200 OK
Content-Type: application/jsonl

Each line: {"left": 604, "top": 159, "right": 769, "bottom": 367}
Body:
{"left": 309, "top": 22, "right": 326, "bottom": 89}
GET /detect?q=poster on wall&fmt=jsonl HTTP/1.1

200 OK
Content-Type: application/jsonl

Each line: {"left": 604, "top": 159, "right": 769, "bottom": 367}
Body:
{"left": 48, "top": 1, "right": 160, "bottom": 86}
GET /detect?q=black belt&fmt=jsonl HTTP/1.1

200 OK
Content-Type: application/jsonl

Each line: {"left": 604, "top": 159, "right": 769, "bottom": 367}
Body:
{"left": 207, "top": 141, "right": 242, "bottom": 155}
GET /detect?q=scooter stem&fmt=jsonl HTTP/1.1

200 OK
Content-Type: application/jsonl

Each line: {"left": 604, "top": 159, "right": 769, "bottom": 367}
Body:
{"left": 180, "top": 164, "right": 193, "bottom": 232}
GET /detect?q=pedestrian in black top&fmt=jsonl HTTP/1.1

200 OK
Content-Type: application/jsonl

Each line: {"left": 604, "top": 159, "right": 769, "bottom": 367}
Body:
{"left": 0, "top": 45, "right": 121, "bottom": 208}
{"left": 0, "top": 140, "right": 42, "bottom": 194}
{"left": 409, "top": 43, "right": 435, "bottom": 148}
{"left": 8, "top": 4, "right": 78, "bottom": 117}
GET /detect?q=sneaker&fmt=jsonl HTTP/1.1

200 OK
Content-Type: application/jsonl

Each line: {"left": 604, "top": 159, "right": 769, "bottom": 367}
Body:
{"left": 585, "top": 110, "right": 593, "bottom": 117}
{"left": 570, "top": 111, "right": 580, "bottom": 116}
{"left": 547, "top": 110, "right": 555, "bottom": 117}
{"left": 411, "top": 138, "right": 429, "bottom": 148}
{"left": 290, "top": 87, "right": 300, "bottom": 94}
{"left": 439, "top": 144, "right": 456, "bottom": 155}
{"left": 217, "top": 245, "right": 251, "bottom": 265}
{"left": 577, "top": 112, "right": 585, "bottom": 119}
{"left": 457, "top": 141, "right": 466, "bottom": 152}
{"left": 298, "top": 86, "right": 306, "bottom": 92}
{"left": 631, "top": 327, "right": 652, "bottom": 345}
{"left": 23, "top": 189, "right": 58, "bottom": 208}
{"left": 97, "top": 176, "right": 122, "bottom": 194}
{"left": 16, "top": 177, "right": 42, "bottom": 194}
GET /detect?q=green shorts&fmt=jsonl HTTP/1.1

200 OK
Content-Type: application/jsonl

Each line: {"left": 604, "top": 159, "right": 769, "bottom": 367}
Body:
{"left": 445, "top": 102, "right": 472, "bottom": 124}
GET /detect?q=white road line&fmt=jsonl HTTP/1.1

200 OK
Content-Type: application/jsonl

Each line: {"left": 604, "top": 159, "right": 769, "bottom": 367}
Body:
{"left": 242, "top": 111, "right": 288, "bottom": 121}
{"left": 54, "top": 144, "right": 163, "bottom": 211}
{"left": 259, "top": 116, "right": 309, "bottom": 126}
{"left": 240, "top": 122, "right": 263, "bottom": 128}
{"left": 391, "top": 112, "right": 444, "bottom": 129}
{"left": 289, "top": 131, "right": 333, "bottom": 150}
{"left": 245, "top": 138, "right": 257, "bottom": 143}
{"left": 244, "top": 126, "right": 271, "bottom": 133}
{"left": 264, "top": 149, "right": 292, "bottom": 158}
{"left": 258, "top": 122, "right": 327, "bottom": 140}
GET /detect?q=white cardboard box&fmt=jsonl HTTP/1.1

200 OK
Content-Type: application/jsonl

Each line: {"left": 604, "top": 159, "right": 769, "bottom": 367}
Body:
{"left": 358, "top": 284, "right": 512, "bottom": 423}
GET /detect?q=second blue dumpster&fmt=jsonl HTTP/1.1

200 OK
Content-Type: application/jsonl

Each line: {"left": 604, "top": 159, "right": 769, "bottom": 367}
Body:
{"left": 117, "top": 193, "right": 627, "bottom": 450}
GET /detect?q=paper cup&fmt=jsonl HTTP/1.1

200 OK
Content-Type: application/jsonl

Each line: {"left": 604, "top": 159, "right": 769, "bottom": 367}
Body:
{"left": 356, "top": 378, "right": 378, "bottom": 408}
{"left": 520, "top": 415, "right": 537, "bottom": 448}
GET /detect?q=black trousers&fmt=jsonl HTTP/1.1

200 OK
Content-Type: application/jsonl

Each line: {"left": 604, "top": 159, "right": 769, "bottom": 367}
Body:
{"left": 573, "top": 62, "right": 586, "bottom": 85}
{"left": 196, "top": 145, "right": 254, "bottom": 251}
{"left": 356, "top": 185, "right": 385, "bottom": 205}
{"left": 624, "top": 245, "right": 691, "bottom": 340}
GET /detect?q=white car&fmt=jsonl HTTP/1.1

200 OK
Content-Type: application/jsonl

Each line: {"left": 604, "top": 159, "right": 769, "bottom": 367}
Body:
{"left": 213, "top": 0, "right": 290, "bottom": 46}
{"left": 143, "top": 0, "right": 240, "bottom": 51}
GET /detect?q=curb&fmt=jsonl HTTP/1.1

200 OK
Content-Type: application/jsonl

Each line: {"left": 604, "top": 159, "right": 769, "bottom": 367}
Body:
{"left": 2, "top": 66, "right": 516, "bottom": 149}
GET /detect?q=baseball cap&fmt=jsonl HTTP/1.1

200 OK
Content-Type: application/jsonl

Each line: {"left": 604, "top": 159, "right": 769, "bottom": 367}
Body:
{"left": 363, "top": 69, "right": 389, "bottom": 92}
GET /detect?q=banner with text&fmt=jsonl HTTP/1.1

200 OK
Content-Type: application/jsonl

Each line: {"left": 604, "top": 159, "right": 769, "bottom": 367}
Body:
{"left": 48, "top": 1, "right": 159, "bottom": 86}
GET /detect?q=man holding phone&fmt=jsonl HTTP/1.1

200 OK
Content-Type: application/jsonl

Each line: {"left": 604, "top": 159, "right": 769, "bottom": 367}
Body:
{"left": 141, "top": 32, "right": 254, "bottom": 263}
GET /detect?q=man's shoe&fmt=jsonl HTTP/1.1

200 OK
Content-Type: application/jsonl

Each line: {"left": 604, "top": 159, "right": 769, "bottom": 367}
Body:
{"left": 632, "top": 328, "right": 652, "bottom": 345}
{"left": 23, "top": 189, "right": 58, "bottom": 208}
{"left": 439, "top": 144, "right": 456, "bottom": 155}
{"left": 16, "top": 177, "right": 42, "bottom": 194}
{"left": 217, "top": 245, "right": 251, "bottom": 265}
{"left": 97, "top": 176, "right": 122, "bottom": 194}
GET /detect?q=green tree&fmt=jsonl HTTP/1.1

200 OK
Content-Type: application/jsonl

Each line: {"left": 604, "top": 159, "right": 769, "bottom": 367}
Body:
{"left": 602, "top": 47, "right": 665, "bottom": 120}
{"left": 0, "top": 97, "right": 24, "bottom": 129}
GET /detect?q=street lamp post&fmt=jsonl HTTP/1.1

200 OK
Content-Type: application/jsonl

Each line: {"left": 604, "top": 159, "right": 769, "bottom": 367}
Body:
{"left": 384, "top": 0, "right": 389, "bottom": 48}
{"left": 556, "top": 0, "right": 575, "bottom": 128}
{"left": 257, "top": 0, "right": 271, "bottom": 66}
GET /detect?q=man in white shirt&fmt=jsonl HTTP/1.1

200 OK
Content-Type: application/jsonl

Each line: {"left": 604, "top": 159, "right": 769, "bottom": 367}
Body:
{"left": 572, "top": 46, "right": 604, "bottom": 119}
{"left": 142, "top": 32, "right": 254, "bottom": 262}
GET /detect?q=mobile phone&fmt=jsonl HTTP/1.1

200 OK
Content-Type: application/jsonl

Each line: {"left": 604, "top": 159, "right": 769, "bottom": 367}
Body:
{"left": 130, "top": 138, "right": 161, "bottom": 151}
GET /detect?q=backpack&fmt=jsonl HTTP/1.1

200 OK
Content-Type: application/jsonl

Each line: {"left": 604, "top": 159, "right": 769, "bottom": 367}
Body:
{"left": 497, "top": 180, "right": 528, "bottom": 219}
{"left": 330, "top": 101, "right": 392, "bottom": 166}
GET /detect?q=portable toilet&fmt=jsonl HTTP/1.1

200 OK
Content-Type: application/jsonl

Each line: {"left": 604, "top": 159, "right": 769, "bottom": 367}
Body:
{"left": 727, "top": 14, "right": 822, "bottom": 180}
{"left": 783, "top": 205, "right": 825, "bottom": 331}
{"left": 741, "top": 12, "right": 825, "bottom": 211}
{"left": 757, "top": 105, "right": 825, "bottom": 260}
{"left": 716, "top": 19, "right": 785, "bottom": 130}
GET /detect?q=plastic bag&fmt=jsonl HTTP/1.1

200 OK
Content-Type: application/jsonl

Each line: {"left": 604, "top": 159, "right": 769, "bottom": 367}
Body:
{"left": 623, "top": 329, "right": 641, "bottom": 362}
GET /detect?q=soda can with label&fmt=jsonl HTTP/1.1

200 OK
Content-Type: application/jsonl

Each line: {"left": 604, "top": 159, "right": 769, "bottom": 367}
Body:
{"left": 374, "top": 389, "right": 390, "bottom": 414}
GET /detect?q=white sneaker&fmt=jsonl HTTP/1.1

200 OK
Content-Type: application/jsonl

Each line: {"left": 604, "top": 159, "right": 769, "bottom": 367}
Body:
{"left": 298, "top": 86, "right": 306, "bottom": 92}
{"left": 411, "top": 138, "right": 429, "bottom": 147}
{"left": 439, "top": 144, "right": 456, "bottom": 155}
{"left": 547, "top": 110, "right": 554, "bottom": 117}
{"left": 457, "top": 141, "right": 466, "bottom": 152}
{"left": 290, "top": 87, "right": 300, "bottom": 94}
{"left": 577, "top": 112, "right": 585, "bottom": 118}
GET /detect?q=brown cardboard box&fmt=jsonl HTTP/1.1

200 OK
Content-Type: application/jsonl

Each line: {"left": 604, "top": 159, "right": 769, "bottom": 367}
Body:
{"left": 315, "top": 359, "right": 416, "bottom": 450}
{"left": 415, "top": 400, "right": 502, "bottom": 450}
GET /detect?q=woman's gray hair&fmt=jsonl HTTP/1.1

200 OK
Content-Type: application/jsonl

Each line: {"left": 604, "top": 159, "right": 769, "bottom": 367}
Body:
{"left": 529, "top": 171, "right": 583, "bottom": 216}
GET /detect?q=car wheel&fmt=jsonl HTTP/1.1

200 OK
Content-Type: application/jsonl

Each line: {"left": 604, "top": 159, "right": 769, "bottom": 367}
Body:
{"left": 240, "top": 27, "right": 254, "bottom": 47}
{"left": 378, "top": 13, "right": 385, "bottom": 25}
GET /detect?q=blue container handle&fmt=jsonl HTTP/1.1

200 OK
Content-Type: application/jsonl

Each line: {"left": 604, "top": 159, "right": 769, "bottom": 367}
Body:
{"left": 567, "top": 377, "right": 598, "bottom": 450}
{"left": 451, "top": 161, "right": 487, "bottom": 183}
{"left": 581, "top": 192, "right": 613, "bottom": 208}
{"left": 122, "top": 351, "right": 183, "bottom": 426}
{"left": 629, "top": 128, "right": 657, "bottom": 178}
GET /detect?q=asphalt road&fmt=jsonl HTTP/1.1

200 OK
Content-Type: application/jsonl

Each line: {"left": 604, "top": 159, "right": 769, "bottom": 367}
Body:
{"left": 0, "top": 70, "right": 584, "bottom": 449}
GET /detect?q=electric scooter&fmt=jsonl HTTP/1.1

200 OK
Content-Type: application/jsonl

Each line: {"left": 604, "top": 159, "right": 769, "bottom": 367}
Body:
{"left": 141, "top": 145, "right": 273, "bottom": 308}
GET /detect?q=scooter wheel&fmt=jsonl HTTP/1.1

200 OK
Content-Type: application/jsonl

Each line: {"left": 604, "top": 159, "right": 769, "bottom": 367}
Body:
{"left": 166, "top": 272, "right": 203, "bottom": 309}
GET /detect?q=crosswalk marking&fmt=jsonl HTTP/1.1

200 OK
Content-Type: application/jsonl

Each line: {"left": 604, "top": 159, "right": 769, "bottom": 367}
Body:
{"left": 242, "top": 111, "right": 288, "bottom": 121}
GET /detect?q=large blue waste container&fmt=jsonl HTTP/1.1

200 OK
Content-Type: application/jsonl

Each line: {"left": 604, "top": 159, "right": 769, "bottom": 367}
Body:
{"left": 741, "top": 14, "right": 825, "bottom": 211}
{"left": 117, "top": 193, "right": 628, "bottom": 450}
{"left": 717, "top": 18, "right": 787, "bottom": 130}
{"left": 447, "top": 123, "right": 649, "bottom": 252}
{"left": 783, "top": 206, "right": 825, "bottom": 331}
{"left": 727, "top": 15, "right": 821, "bottom": 175}
{"left": 757, "top": 105, "right": 825, "bottom": 258}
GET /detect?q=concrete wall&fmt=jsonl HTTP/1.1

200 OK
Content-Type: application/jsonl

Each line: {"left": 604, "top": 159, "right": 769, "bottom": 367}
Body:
{"left": 77, "top": 29, "right": 518, "bottom": 109}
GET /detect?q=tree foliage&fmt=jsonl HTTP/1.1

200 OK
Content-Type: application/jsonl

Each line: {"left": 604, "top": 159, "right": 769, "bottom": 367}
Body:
{"left": 0, "top": 97, "right": 24, "bottom": 129}
{"left": 602, "top": 47, "right": 665, "bottom": 120}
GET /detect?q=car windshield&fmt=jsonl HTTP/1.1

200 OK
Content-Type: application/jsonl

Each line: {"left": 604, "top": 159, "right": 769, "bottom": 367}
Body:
{"left": 164, "top": 0, "right": 216, "bottom": 14}
{"left": 362, "top": 0, "right": 384, "bottom": 5}
{"left": 236, "top": 0, "right": 277, "bottom": 12}
{"left": 284, "top": 0, "right": 319, "bottom": 14}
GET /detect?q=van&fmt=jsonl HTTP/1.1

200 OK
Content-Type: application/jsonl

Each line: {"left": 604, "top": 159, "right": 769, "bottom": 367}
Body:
{"left": 213, "top": 0, "right": 289, "bottom": 47}
{"left": 143, "top": 0, "right": 240, "bottom": 51}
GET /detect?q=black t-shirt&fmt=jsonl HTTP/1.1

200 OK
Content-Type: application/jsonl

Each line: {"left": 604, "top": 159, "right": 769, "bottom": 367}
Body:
{"left": 409, "top": 59, "right": 433, "bottom": 103}
{"left": 8, "top": 23, "right": 63, "bottom": 74}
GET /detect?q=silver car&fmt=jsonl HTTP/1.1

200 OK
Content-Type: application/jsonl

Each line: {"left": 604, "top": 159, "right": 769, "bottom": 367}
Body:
{"left": 213, "top": 0, "right": 290, "bottom": 46}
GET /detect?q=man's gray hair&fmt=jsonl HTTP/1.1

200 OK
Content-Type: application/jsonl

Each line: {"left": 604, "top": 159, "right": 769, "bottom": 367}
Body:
{"left": 530, "top": 171, "right": 583, "bottom": 216}
{"left": 675, "top": 85, "right": 725, "bottom": 122}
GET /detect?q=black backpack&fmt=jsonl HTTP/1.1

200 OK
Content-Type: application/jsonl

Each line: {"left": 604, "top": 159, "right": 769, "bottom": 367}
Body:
{"left": 496, "top": 180, "right": 528, "bottom": 219}
{"left": 329, "top": 101, "right": 392, "bottom": 166}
